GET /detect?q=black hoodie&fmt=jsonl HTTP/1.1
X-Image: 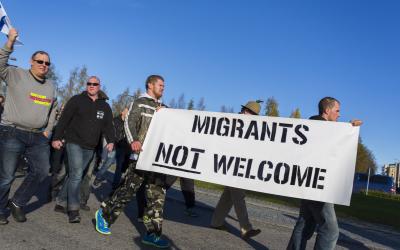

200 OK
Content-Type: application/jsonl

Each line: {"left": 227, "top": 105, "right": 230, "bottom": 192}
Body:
{"left": 53, "top": 91, "right": 115, "bottom": 149}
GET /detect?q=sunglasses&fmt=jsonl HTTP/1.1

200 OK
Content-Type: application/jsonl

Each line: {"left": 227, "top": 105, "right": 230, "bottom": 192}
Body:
{"left": 87, "top": 82, "right": 100, "bottom": 86}
{"left": 33, "top": 60, "right": 51, "bottom": 66}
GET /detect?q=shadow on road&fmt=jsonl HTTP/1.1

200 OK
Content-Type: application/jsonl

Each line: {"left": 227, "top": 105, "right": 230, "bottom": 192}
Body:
{"left": 283, "top": 213, "right": 393, "bottom": 250}
{"left": 163, "top": 188, "right": 267, "bottom": 249}
{"left": 91, "top": 173, "right": 267, "bottom": 249}
{"left": 132, "top": 235, "right": 181, "bottom": 250}
{"left": 339, "top": 222, "right": 399, "bottom": 249}
{"left": 23, "top": 176, "right": 52, "bottom": 214}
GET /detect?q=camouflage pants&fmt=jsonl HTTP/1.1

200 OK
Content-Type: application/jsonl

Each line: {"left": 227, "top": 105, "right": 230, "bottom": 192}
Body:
{"left": 101, "top": 161, "right": 166, "bottom": 235}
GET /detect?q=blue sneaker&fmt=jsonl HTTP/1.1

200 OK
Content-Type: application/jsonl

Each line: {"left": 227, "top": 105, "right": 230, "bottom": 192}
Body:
{"left": 95, "top": 209, "right": 111, "bottom": 235}
{"left": 141, "top": 233, "right": 170, "bottom": 248}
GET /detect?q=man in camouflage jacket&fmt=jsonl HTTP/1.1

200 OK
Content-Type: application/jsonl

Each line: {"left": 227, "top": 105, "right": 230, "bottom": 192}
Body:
{"left": 95, "top": 75, "right": 170, "bottom": 248}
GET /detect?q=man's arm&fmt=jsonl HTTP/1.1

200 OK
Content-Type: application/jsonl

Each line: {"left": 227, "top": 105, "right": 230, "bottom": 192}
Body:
{"left": 102, "top": 105, "right": 116, "bottom": 151}
{"left": 44, "top": 98, "right": 58, "bottom": 137}
{"left": 124, "top": 101, "right": 142, "bottom": 152}
{"left": 0, "top": 28, "right": 18, "bottom": 81}
{"left": 5, "top": 28, "right": 17, "bottom": 51}
{"left": 51, "top": 96, "right": 77, "bottom": 147}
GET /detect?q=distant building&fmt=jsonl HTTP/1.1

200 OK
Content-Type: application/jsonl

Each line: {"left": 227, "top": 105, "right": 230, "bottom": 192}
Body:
{"left": 383, "top": 163, "right": 400, "bottom": 188}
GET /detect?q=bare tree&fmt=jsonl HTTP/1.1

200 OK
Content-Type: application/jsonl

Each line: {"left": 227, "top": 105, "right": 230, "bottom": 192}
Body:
{"left": 47, "top": 64, "right": 61, "bottom": 89}
{"left": 290, "top": 108, "right": 301, "bottom": 118}
{"left": 265, "top": 97, "right": 279, "bottom": 117}
{"left": 220, "top": 105, "right": 234, "bottom": 113}
{"left": 196, "top": 97, "right": 206, "bottom": 111}
{"left": 169, "top": 98, "right": 177, "bottom": 108}
{"left": 187, "top": 99, "right": 194, "bottom": 110}
{"left": 133, "top": 88, "right": 142, "bottom": 100}
{"left": 102, "top": 85, "right": 108, "bottom": 97}
{"left": 112, "top": 87, "right": 142, "bottom": 115}
{"left": 58, "top": 66, "right": 88, "bottom": 105}
{"left": 113, "top": 88, "right": 130, "bottom": 115}
{"left": 177, "top": 94, "right": 186, "bottom": 109}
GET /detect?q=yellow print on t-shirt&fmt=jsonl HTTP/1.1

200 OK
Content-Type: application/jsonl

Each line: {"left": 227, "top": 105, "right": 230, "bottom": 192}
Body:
{"left": 30, "top": 92, "right": 52, "bottom": 106}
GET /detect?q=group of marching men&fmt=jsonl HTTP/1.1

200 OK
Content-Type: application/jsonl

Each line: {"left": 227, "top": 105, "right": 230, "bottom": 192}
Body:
{"left": 0, "top": 27, "right": 362, "bottom": 249}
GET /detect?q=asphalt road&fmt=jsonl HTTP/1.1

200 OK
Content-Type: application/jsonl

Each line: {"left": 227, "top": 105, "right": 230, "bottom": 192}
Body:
{"left": 0, "top": 174, "right": 399, "bottom": 250}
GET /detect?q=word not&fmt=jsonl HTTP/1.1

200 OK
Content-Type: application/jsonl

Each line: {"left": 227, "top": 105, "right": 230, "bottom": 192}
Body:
{"left": 153, "top": 142, "right": 205, "bottom": 174}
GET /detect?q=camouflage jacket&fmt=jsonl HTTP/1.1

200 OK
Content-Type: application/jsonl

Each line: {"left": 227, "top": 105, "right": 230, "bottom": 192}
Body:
{"left": 124, "top": 93, "right": 166, "bottom": 184}
{"left": 125, "top": 93, "right": 162, "bottom": 145}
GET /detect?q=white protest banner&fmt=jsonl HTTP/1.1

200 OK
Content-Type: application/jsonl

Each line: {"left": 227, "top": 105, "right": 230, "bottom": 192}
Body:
{"left": 0, "top": 1, "right": 22, "bottom": 45}
{"left": 136, "top": 109, "right": 360, "bottom": 206}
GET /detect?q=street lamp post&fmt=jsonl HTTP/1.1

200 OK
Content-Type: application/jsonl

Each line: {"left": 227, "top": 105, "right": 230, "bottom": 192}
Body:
{"left": 366, "top": 167, "right": 371, "bottom": 196}
{"left": 396, "top": 161, "right": 400, "bottom": 193}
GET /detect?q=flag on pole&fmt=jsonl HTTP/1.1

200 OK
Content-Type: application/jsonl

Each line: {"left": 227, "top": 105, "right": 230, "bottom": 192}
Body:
{"left": 0, "top": 1, "right": 22, "bottom": 45}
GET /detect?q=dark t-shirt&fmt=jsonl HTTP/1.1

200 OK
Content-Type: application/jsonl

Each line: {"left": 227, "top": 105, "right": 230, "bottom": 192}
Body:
{"left": 309, "top": 115, "right": 326, "bottom": 121}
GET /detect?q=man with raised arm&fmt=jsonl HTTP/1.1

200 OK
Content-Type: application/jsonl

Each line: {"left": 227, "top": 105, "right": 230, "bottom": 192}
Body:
{"left": 0, "top": 28, "right": 57, "bottom": 224}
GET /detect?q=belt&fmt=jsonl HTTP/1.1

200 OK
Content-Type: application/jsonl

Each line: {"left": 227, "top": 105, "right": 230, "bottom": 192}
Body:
{"left": 4, "top": 124, "right": 44, "bottom": 133}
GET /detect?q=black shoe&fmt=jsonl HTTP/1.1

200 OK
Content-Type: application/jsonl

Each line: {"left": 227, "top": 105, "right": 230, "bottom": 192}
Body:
{"left": 241, "top": 228, "right": 261, "bottom": 239}
{"left": 93, "top": 178, "right": 103, "bottom": 187}
{"left": 184, "top": 208, "right": 199, "bottom": 217}
{"left": 8, "top": 201, "right": 26, "bottom": 222}
{"left": 68, "top": 210, "right": 81, "bottom": 223}
{"left": 54, "top": 205, "right": 67, "bottom": 214}
{"left": 210, "top": 224, "right": 229, "bottom": 232}
{"left": 46, "top": 192, "right": 52, "bottom": 203}
{"left": 0, "top": 214, "right": 8, "bottom": 225}
{"left": 80, "top": 203, "right": 90, "bottom": 211}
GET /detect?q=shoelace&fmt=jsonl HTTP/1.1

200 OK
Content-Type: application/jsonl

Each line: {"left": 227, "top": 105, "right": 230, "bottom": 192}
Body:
{"left": 99, "top": 211, "right": 109, "bottom": 228}
{"left": 102, "top": 216, "right": 109, "bottom": 228}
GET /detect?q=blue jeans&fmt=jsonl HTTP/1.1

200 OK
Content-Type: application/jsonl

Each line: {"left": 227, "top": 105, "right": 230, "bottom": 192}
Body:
{"left": 80, "top": 154, "right": 97, "bottom": 205}
{"left": 56, "top": 143, "right": 93, "bottom": 211}
{"left": 95, "top": 149, "right": 116, "bottom": 180}
{"left": 0, "top": 125, "right": 50, "bottom": 214}
{"left": 287, "top": 201, "right": 339, "bottom": 250}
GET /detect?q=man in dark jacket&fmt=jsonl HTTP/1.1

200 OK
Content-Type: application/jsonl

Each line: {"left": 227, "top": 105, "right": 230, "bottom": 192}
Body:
{"left": 287, "top": 97, "right": 362, "bottom": 250}
{"left": 51, "top": 76, "right": 115, "bottom": 223}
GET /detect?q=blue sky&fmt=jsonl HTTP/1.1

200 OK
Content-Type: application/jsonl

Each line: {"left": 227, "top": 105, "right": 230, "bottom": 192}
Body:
{"left": 2, "top": 0, "right": 399, "bottom": 166}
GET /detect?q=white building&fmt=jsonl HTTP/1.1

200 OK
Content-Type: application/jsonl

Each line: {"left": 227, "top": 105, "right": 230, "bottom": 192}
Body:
{"left": 383, "top": 163, "right": 400, "bottom": 188}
